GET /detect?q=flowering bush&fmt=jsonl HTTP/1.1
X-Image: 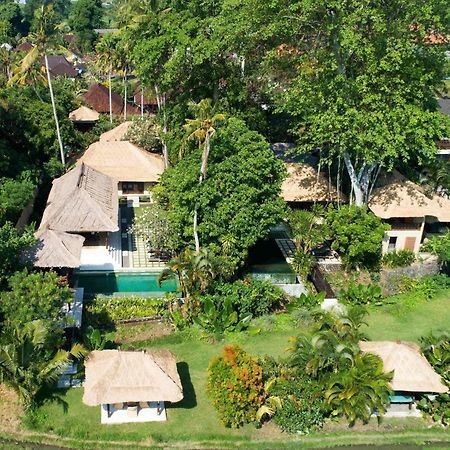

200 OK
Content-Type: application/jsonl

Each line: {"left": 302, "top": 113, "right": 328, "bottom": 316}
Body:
{"left": 207, "top": 345, "right": 264, "bottom": 428}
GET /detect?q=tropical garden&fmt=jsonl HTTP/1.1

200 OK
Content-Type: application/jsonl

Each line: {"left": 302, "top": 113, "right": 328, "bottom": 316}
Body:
{"left": 0, "top": 0, "right": 449, "bottom": 448}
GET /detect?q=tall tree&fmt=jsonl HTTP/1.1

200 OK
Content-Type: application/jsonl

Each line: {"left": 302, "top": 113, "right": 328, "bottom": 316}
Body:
{"left": 269, "top": 0, "right": 450, "bottom": 205}
{"left": 9, "top": 5, "right": 68, "bottom": 165}
{"left": 183, "top": 99, "right": 225, "bottom": 251}
{"left": 68, "top": 0, "right": 103, "bottom": 53}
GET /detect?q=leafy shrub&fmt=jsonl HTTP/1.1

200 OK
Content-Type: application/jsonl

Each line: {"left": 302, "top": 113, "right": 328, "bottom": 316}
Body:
{"left": 85, "top": 296, "right": 167, "bottom": 322}
{"left": 286, "top": 291, "right": 326, "bottom": 311}
{"left": 125, "top": 116, "right": 161, "bottom": 152}
{"left": 208, "top": 278, "right": 286, "bottom": 318}
{"left": 421, "top": 230, "right": 450, "bottom": 263}
{"left": 207, "top": 345, "right": 264, "bottom": 428}
{"left": 82, "top": 326, "right": 115, "bottom": 351}
{"left": 290, "top": 249, "right": 315, "bottom": 279}
{"left": 195, "top": 297, "right": 252, "bottom": 338}
{"left": 381, "top": 250, "right": 415, "bottom": 268}
{"left": 338, "top": 282, "right": 383, "bottom": 306}
{"left": 396, "top": 275, "right": 450, "bottom": 299}
{"left": 268, "top": 375, "right": 327, "bottom": 434}
{"left": 325, "top": 205, "right": 389, "bottom": 270}
{"left": 417, "top": 332, "right": 450, "bottom": 426}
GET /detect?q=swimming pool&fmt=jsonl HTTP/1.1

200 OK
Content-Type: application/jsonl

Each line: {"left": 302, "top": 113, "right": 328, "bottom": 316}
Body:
{"left": 74, "top": 271, "right": 177, "bottom": 297}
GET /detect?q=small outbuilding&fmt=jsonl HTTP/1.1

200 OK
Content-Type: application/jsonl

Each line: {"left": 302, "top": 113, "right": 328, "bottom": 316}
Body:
{"left": 359, "top": 340, "right": 448, "bottom": 417}
{"left": 83, "top": 349, "right": 183, "bottom": 424}
{"left": 69, "top": 106, "right": 100, "bottom": 124}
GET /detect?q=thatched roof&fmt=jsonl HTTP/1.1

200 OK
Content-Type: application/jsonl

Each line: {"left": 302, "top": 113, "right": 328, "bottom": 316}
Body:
{"left": 271, "top": 143, "right": 346, "bottom": 203}
{"left": 84, "top": 83, "right": 123, "bottom": 114}
{"left": 282, "top": 162, "right": 346, "bottom": 203}
{"left": 78, "top": 141, "right": 164, "bottom": 183}
{"left": 84, "top": 83, "right": 140, "bottom": 115}
{"left": 69, "top": 106, "right": 100, "bottom": 123}
{"left": 369, "top": 171, "right": 450, "bottom": 221}
{"left": 99, "top": 121, "right": 132, "bottom": 142}
{"left": 40, "top": 163, "right": 118, "bottom": 233}
{"left": 23, "top": 228, "right": 85, "bottom": 268}
{"left": 359, "top": 341, "right": 448, "bottom": 393}
{"left": 83, "top": 349, "right": 183, "bottom": 406}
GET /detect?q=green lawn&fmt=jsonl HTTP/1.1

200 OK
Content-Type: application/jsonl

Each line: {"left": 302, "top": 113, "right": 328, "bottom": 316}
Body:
{"left": 366, "top": 288, "right": 450, "bottom": 342}
{"left": 19, "top": 289, "right": 450, "bottom": 449}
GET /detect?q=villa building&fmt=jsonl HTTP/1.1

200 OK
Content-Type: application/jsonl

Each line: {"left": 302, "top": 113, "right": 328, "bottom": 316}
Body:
{"left": 84, "top": 83, "right": 140, "bottom": 116}
{"left": 360, "top": 341, "right": 448, "bottom": 417}
{"left": 78, "top": 141, "right": 164, "bottom": 202}
{"left": 369, "top": 171, "right": 450, "bottom": 254}
{"left": 99, "top": 121, "right": 133, "bottom": 142}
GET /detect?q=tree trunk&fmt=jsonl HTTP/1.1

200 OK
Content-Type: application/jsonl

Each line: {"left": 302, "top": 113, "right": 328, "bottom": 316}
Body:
{"left": 193, "top": 206, "right": 200, "bottom": 253}
{"left": 343, "top": 152, "right": 364, "bottom": 206}
{"left": 44, "top": 54, "right": 65, "bottom": 166}
{"left": 154, "top": 84, "right": 169, "bottom": 168}
{"left": 141, "top": 86, "right": 144, "bottom": 118}
{"left": 123, "top": 68, "right": 127, "bottom": 121}
{"left": 108, "top": 67, "right": 112, "bottom": 123}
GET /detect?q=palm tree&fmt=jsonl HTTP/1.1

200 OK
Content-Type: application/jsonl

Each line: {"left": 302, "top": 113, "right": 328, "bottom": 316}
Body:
{"left": 183, "top": 99, "right": 225, "bottom": 251}
{"left": 158, "top": 247, "right": 216, "bottom": 298}
{"left": 96, "top": 33, "right": 120, "bottom": 124}
{"left": 9, "top": 5, "right": 67, "bottom": 165}
{"left": 0, "top": 320, "right": 86, "bottom": 409}
{"left": 325, "top": 352, "right": 393, "bottom": 426}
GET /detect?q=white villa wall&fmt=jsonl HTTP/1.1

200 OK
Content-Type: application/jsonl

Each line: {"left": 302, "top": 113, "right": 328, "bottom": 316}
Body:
{"left": 382, "top": 219, "right": 425, "bottom": 254}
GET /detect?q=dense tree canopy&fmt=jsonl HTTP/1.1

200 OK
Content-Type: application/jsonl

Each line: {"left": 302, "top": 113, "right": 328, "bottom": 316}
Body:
{"left": 157, "top": 117, "right": 286, "bottom": 275}
{"left": 69, "top": 0, "right": 103, "bottom": 53}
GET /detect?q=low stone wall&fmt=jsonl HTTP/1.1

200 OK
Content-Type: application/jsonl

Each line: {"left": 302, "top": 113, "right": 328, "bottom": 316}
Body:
{"left": 276, "top": 283, "right": 308, "bottom": 297}
{"left": 382, "top": 257, "right": 440, "bottom": 280}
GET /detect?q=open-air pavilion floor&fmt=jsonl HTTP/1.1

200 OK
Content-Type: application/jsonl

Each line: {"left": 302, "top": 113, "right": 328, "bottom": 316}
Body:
{"left": 79, "top": 204, "right": 166, "bottom": 271}
{"left": 101, "top": 402, "right": 167, "bottom": 424}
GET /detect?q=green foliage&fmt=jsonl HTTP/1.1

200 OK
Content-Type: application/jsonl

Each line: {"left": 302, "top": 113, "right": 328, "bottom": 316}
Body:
{"left": 0, "top": 222, "right": 35, "bottom": 287}
{"left": 86, "top": 296, "right": 167, "bottom": 322}
{"left": 396, "top": 274, "right": 450, "bottom": 299}
{"left": 325, "top": 353, "right": 393, "bottom": 426}
{"left": 0, "top": 320, "right": 86, "bottom": 410}
{"left": 338, "top": 282, "right": 383, "bottom": 306}
{"left": 68, "top": 0, "right": 103, "bottom": 53}
{"left": 381, "top": 250, "right": 416, "bottom": 268}
{"left": 207, "top": 345, "right": 264, "bottom": 428}
{"left": 129, "top": 204, "right": 178, "bottom": 257}
{"left": 195, "top": 297, "right": 252, "bottom": 338}
{"left": 125, "top": 116, "right": 161, "bottom": 152}
{"left": 326, "top": 205, "right": 389, "bottom": 270}
{"left": 158, "top": 117, "right": 286, "bottom": 275}
{"left": 286, "top": 291, "right": 326, "bottom": 312}
{"left": 268, "top": 375, "right": 327, "bottom": 434}
{"left": 0, "top": 177, "right": 35, "bottom": 223}
{"left": 417, "top": 332, "right": 449, "bottom": 426}
{"left": 82, "top": 326, "right": 115, "bottom": 351}
{"left": 290, "top": 249, "right": 315, "bottom": 280}
{"left": 208, "top": 278, "right": 286, "bottom": 318}
{"left": 421, "top": 230, "right": 450, "bottom": 263}
{"left": 288, "top": 208, "right": 325, "bottom": 253}
{"left": 0, "top": 269, "right": 70, "bottom": 342}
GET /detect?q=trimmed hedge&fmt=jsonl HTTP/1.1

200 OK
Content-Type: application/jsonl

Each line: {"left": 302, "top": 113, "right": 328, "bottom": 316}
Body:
{"left": 85, "top": 296, "right": 167, "bottom": 322}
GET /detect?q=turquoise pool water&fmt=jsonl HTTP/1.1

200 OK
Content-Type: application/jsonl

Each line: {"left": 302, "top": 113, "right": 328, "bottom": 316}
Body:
{"left": 74, "top": 271, "right": 177, "bottom": 297}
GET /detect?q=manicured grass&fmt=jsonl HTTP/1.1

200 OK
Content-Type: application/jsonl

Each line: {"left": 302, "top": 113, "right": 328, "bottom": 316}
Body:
{"left": 18, "top": 288, "right": 450, "bottom": 448}
{"left": 366, "top": 288, "right": 450, "bottom": 342}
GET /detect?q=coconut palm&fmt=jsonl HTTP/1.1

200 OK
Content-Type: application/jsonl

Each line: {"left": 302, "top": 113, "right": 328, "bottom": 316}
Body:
{"left": 183, "top": 99, "right": 225, "bottom": 251}
{"left": 325, "top": 352, "right": 393, "bottom": 426}
{"left": 9, "top": 5, "right": 68, "bottom": 165}
{"left": 95, "top": 33, "right": 121, "bottom": 123}
{"left": 0, "top": 320, "right": 86, "bottom": 409}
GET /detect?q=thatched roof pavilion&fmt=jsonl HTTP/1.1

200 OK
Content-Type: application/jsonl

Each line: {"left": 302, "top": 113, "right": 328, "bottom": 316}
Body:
{"left": 69, "top": 106, "right": 100, "bottom": 123}
{"left": 22, "top": 227, "right": 85, "bottom": 268}
{"left": 40, "top": 163, "right": 118, "bottom": 233}
{"left": 369, "top": 171, "right": 450, "bottom": 221}
{"left": 78, "top": 141, "right": 164, "bottom": 183}
{"left": 359, "top": 341, "right": 448, "bottom": 393}
{"left": 99, "top": 121, "right": 132, "bottom": 142}
{"left": 83, "top": 349, "right": 183, "bottom": 406}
